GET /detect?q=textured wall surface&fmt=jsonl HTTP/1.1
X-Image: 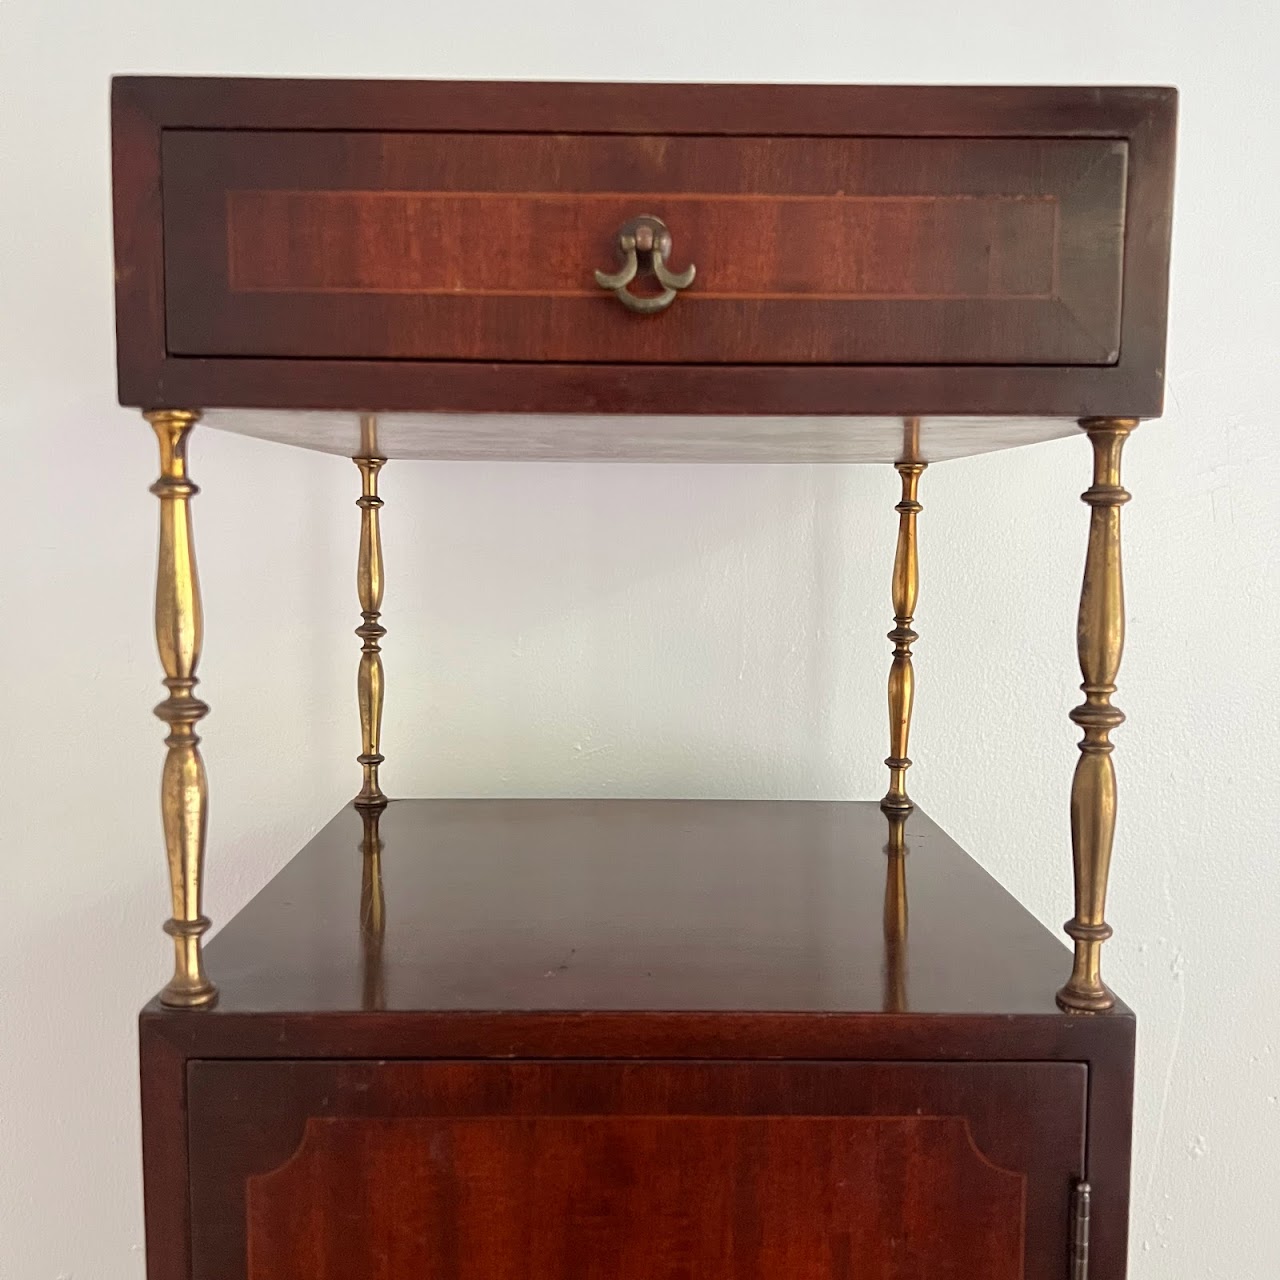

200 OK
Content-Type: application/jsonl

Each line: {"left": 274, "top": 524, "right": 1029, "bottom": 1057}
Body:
{"left": 1, "top": 1, "right": 1278, "bottom": 1276}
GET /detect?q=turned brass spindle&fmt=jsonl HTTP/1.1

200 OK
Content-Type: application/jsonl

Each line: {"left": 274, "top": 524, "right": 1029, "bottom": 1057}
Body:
{"left": 882, "top": 811, "right": 909, "bottom": 1013}
{"left": 359, "top": 805, "right": 386, "bottom": 1011}
{"left": 353, "top": 415, "right": 387, "bottom": 810}
{"left": 145, "top": 409, "right": 216, "bottom": 1009}
{"left": 882, "top": 440, "right": 926, "bottom": 813}
{"left": 1058, "top": 417, "right": 1138, "bottom": 1013}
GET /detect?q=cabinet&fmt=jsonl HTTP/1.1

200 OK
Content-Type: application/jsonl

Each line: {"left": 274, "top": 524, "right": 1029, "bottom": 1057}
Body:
{"left": 114, "top": 78, "right": 1176, "bottom": 1279}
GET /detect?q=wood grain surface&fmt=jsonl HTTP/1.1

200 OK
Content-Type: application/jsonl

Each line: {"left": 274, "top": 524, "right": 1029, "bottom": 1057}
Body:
{"left": 193, "top": 799, "right": 1086, "bottom": 1018}
{"left": 110, "top": 78, "right": 1177, "bottom": 417}
{"left": 187, "top": 1060, "right": 1085, "bottom": 1280}
{"left": 161, "top": 130, "right": 1125, "bottom": 366}
{"left": 138, "top": 798, "right": 1137, "bottom": 1280}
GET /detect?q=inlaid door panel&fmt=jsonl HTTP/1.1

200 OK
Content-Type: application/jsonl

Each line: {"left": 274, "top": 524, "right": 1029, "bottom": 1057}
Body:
{"left": 160, "top": 130, "right": 1127, "bottom": 365}
{"left": 187, "top": 1060, "right": 1086, "bottom": 1280}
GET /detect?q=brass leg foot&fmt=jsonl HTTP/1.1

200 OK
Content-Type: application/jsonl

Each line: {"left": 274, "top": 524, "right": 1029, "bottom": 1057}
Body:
{"left": 146, "top": 409, "right": 216, "bottom": 1010}
{"left": 354, "top": 415, "right": 388, "bottom": 810}
{"left": 881, "top": 448, "right": 926, "bottom": 813}
{"left": 1057, "top": 417, "right": 1137, "bottom": 1014}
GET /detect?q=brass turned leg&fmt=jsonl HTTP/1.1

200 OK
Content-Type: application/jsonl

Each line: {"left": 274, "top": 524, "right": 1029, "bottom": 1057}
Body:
{"left": 1058, "top": 417, "right": 1138, "bottom": 1013}
{"left": 145, "top": 409, "right": 216, "bottom": 1009}
{"left": 881, "top": 454, "right": 926, "bottom": 813}
{"left": 353, "top": 415, "right": 387, "bottom": 809}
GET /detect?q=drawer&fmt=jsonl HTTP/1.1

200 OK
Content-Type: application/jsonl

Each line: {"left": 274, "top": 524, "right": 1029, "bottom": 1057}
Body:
{"left": 162, "top": 129, "right": 1127, "bottom": 366}
{"left": 188, "top": 1060, "right": 1086, "bottom": 1280}
{"left": 113, "top": 80, "right": 1175, "bottom": 414}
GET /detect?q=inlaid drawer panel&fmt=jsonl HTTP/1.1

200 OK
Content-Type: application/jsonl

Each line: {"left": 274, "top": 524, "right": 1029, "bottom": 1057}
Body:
{"left": 161, "top": 129, "right": 1128, "bottom": 365}
{"left": 188, "top": 1059, "right": 1087, "bottom": 1280}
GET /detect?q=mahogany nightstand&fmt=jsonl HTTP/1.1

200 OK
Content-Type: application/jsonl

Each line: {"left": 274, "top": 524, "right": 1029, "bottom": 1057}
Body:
{"left": 112, "top": 78, "right": 1176, "bottom": 1280}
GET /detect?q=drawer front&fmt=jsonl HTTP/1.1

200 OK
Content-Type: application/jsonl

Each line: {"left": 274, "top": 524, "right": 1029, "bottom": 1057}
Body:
{"left": 188, "top": 1060, "right": 1086, "bottom": 1280}
{"left": 162, "top": 129, "right": 1127, "bottom": 366}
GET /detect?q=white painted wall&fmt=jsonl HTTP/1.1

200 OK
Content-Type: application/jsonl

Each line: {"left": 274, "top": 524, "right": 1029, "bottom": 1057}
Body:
{"left": 1, "top": 1, "right": 1277, "bottom": 1276}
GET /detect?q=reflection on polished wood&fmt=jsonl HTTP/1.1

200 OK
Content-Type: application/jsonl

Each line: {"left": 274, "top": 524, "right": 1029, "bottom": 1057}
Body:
{"left": 882, "top": 426, "right": 926, "bottom": 813}
{"left": 1058, "top": 418, "right": 1137, "bottom": 1014}
{"left": 359, "top": 805, "right": 386, "bottom": 1011}
{"left": 882, "top": 811, "right": 909, "bottom": 1013}
{"left": 200, "top": 799, "right": 1089, "bottom": 1017}
{"left": 353, "top": 415, "right": 387, "bottom": 809}
{"left": 145, "top": 409, "right": 217, "bottom": 1009}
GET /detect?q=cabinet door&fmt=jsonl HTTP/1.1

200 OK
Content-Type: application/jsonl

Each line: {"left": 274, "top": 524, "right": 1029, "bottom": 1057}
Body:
{"left": 188, "top": 1060, "right": 1085, "bottom": 1280}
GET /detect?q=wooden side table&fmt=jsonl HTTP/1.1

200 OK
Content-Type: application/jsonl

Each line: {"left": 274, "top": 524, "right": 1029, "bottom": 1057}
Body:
{"left": 113, "top": 78, "right": 1177, "bottom": 1280}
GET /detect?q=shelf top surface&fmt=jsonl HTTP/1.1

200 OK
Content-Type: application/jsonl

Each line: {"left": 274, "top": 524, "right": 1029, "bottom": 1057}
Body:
{"left": 198, "top": 798, "right": 1093, "bottom": 1019}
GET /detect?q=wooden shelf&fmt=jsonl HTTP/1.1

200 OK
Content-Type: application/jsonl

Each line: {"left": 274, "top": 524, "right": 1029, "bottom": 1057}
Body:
{"left": 194, "top": 798, "right": 1122, "bottom": 1022}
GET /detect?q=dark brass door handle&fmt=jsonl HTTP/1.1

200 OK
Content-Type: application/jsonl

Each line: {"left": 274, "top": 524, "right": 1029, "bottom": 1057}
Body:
{"left": 594, "top": 215, "right": 696, "bottom": 314}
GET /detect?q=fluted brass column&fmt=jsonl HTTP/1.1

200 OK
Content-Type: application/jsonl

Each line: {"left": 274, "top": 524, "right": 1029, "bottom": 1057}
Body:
{"left": 1058, "top": 417, "right": 1138, "bottom": 1013}
{"left": 353, "top": 415, "right": 387, "bottom": 809}
{"left": 881, "top": 445, "right": 926, "bottom": 813}
{"left": 145, "top": 409, "right": 216, "bottom": 1009}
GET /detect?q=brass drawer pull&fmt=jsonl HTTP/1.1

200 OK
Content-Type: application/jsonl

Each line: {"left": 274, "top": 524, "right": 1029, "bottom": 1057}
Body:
{"left": 594, "top": 215, "right": 695, "bottom": 314}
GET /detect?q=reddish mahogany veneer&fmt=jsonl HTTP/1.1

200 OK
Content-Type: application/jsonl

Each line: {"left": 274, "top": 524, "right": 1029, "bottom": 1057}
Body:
{"left": 111, "top": 78, "right": 1176, "bottom": 416}
{"left": 140, "top": 800, "right": 1136, "bottom": 1280}
{"left": 160, "top": 131, "right": 1124, "bottom": 366}
{"left": 188, "top": 1061, "right": 1084, "bottom": 1280}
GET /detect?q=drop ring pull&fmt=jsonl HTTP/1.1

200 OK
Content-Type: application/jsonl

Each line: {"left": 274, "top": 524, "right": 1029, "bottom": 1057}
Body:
{"left": 594, "top": 215, "right": 696, "bottom": 314}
